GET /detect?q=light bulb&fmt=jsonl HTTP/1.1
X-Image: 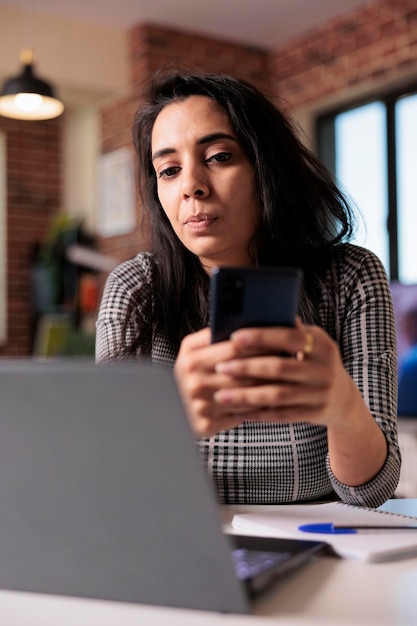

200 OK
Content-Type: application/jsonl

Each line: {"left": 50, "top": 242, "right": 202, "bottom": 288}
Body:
{"left": 15, "top": 92, "right": 43, "bottom": 112}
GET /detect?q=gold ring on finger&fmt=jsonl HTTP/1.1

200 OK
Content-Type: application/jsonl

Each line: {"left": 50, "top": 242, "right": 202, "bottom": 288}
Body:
{"left": 303, "top": 331, "right": 314, "bottom": 355}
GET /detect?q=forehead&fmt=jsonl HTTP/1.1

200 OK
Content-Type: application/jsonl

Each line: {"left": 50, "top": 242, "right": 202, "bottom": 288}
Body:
{"left": 151, "top": 95, "right": 234, "bottom": 146}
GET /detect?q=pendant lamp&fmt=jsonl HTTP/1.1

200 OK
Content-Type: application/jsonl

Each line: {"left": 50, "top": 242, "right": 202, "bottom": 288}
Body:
{"left": 0, "top": 49, "right": 64, "bottom": 121}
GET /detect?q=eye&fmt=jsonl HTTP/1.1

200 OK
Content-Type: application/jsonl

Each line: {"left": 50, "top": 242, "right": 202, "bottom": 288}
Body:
{"left": 207, "top": 152, "right": 231, "bottom": 164}
{"left": 158, "top": 166, "right": 181, "bottom": 179}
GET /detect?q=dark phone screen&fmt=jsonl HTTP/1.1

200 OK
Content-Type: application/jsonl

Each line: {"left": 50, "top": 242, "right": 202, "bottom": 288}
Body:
{"left": 210, "top": 266, "right": 303, "bottom": 343}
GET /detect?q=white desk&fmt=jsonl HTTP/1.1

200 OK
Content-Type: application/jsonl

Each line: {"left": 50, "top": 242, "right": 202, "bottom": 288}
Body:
{"left": 1, "top": 499, "right": 417, "bottom": 626}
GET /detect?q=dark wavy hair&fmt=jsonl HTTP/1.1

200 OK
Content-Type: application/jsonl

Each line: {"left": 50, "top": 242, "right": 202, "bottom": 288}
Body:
{"left": 127, "top": 70, "right": 354, "bottom": 356}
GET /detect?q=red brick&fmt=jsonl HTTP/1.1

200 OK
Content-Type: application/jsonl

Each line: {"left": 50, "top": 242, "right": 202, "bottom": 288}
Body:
{"left": 0, "top": 113, "right": 62, "bottom": 356}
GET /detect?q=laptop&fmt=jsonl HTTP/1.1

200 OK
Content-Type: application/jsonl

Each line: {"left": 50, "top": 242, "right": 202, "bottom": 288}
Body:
{"left": 0, "top": 359, "right": 326, "bottom": 614}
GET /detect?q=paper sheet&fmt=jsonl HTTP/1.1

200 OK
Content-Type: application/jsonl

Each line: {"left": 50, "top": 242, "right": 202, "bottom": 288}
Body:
{"left": 231, "top": 501, "right": 417, "bottom": 562}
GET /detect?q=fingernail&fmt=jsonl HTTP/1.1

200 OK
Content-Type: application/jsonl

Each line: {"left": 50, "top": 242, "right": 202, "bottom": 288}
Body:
{"left": 230, "top": 330, "right": 251, "bottom": 346}
{"left": 213, "top": 390, "right": 233, "bottom": 403}
{"left": 215, "top": 361, "right": 235, "bottom": 374}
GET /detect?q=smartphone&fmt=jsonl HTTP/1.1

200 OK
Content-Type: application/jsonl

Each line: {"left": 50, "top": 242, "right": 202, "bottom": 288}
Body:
{"left": 210, "top": 266, "right": 303, "bottom": 343}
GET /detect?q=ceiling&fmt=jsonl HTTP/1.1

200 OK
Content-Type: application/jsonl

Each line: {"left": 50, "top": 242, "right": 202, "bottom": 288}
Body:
{"left": 1, "top": 0, "right": 370, "bottom": 48}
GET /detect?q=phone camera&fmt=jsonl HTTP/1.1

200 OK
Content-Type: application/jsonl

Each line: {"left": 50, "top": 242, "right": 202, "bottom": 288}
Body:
{"left": 221, "top": 278, "right": 244, "bottom": 316}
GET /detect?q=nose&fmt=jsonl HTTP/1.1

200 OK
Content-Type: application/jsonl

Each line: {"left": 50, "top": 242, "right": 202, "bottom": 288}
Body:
{"left": 181, "top": 165, "right": 209, "bottom": 199}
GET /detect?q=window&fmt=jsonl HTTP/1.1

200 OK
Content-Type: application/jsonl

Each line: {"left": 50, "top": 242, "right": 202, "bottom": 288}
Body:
{"left": 396, "top": 94, "right": 417, "bottom": 284}
{"left": 317, "top": 87, "right": 417, "bottom": 284}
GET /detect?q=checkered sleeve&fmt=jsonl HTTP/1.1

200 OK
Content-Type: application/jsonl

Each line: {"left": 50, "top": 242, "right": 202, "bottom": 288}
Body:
{"left": 323, "top": 245, "right": 401, "bottom": 506}
{"left": 95, "top": 253, "right": 154, "bottom": 363}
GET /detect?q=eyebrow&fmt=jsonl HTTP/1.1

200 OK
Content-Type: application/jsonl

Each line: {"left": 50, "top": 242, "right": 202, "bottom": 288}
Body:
{"left": 151, "top": 132, "right": 238, "bottom": 161}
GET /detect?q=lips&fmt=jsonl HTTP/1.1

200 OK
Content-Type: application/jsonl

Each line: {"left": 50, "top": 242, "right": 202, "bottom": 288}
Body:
{"left": 185, "top": 214, "right": 217, "bottom": 231}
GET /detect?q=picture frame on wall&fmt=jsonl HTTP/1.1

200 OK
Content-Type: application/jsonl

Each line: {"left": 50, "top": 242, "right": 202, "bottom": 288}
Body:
{"left": 96, "top": 147, "right": 136, "bottom": 238}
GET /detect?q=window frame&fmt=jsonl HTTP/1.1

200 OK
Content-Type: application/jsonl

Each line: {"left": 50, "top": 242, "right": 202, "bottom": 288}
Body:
{"left": 316, "top": 81, "right": 417, "bottom": 281}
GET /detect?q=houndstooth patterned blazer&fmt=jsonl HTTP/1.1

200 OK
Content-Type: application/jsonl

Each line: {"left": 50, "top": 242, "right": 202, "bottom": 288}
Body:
{"left": 96, "top": 244, "right": 401, "bottom": 507}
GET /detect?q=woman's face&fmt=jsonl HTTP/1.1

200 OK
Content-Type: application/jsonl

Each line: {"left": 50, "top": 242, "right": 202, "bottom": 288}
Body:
{"left": 151, "top": 95, "right": 260, "bottom": 272}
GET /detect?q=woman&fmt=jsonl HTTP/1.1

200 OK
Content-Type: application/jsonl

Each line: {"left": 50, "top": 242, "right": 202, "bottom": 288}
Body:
{"left": 96, "top": 71, "right": 400, "bottom": 507}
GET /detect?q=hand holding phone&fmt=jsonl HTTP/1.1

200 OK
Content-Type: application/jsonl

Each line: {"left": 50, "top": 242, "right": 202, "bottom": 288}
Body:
{"left": 210, "top": 266, "right": 303, "bottom": 344}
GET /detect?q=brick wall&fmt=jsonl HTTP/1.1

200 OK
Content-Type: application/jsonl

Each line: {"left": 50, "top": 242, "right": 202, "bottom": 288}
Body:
{"left": 271, "top": 0, "right": 417, "bottom": 110}
{"left": 128, "top": 24, "right": 270, "bottom": 92}
{"left": 0, "top": 116, "right": 62, "bottom": 356}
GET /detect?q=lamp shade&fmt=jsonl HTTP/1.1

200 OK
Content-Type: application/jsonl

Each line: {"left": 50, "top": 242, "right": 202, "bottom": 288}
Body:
{"left": 0, "top": 50, "right": 64, "bottom": 121}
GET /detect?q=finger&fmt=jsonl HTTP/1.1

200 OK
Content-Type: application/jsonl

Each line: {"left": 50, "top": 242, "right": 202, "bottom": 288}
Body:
{"left": 176, "top": 339, "right": 240, "bottom": 378}
{"left": 181, "top": 370, "right": 262, "bottom": 407}
{"left": 189, "top": 399, "right": 249, "bottom": 437}
{"left": 216, "top": 354, "right": 299, "bottom": 380}
{"left": 215, "top": 353, "right": 326, "bottom": 387}
{"left": 214, "top": 382, "right": 325, "bottom": 409}
{"left": 230, "top": 325, "right": 308, "bottom": 357}
{"left": 180, "top": 327, "right": 211, "bottom": 350}
{"left": 195, "top": 414, "right": 246, "bottom": 437}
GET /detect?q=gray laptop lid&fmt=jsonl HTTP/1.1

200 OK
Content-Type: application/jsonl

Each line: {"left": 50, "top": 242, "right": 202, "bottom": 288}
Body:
{"left": 0, "top": 360, "right": 324, "bottom": 613}
{"left": 0, "top": 359, "right": 250, "bottom": 613}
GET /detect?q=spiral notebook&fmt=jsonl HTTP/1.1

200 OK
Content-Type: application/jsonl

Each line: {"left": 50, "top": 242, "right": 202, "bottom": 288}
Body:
{"left": 231, "top": 501, "right": 417, "bottom": 562}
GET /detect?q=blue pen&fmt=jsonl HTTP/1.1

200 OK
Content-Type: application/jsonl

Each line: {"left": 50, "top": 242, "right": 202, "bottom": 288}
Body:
{"left": 298, "top": 523, "right": 417, "bottom": 534}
